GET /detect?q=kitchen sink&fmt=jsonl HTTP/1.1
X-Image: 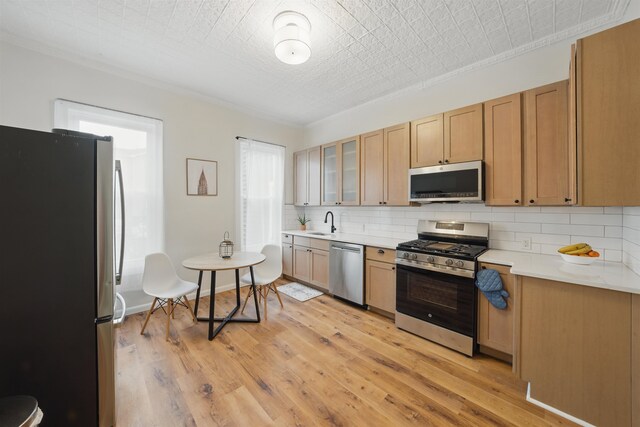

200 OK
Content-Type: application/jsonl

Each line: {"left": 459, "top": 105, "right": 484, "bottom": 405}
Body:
{"left": 307, "top": 232, "right": 334, "bottom": 236}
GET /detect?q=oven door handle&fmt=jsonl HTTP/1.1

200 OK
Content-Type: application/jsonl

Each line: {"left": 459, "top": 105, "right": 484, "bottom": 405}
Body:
{"left": 395, "top": 259, "right": 475, "bottom": 279}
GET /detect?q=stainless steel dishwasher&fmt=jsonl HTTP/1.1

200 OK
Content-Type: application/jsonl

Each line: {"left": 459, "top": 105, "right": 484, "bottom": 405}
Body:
{"left": 329, "top": 242, "right": 365, "bottom": 305}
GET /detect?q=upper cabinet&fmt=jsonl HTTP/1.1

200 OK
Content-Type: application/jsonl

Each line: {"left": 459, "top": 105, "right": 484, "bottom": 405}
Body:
{"left": 484, "top": 93, "right": 523, "bottom": 206}
{"left": 293, "top": 147, "right": 321, "bottom": 206}
{"left": 576, "top": 18, "right": 640, "bottom": 206}
{"left": 322, "top": 136, "right": 360, "bottom": 206}
{"left": 524, "top": 81, "right": 573, "bottom": 206}
{"left": 411, "top": 104, "right": 483, "bottom": 168}
{"left": 444, "top": 103, "right": 484, "bottom": 165}
{"left": 410, "top": 114, "right": 443, "bottom": 168}
{"left": 361, "top": 123, "right": 410, "bottom": 206}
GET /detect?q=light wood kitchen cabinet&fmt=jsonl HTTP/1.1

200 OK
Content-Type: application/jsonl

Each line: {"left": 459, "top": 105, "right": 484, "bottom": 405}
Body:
{"left": 524, "top": 81, "right": 573, "bottom": 206}
{"left": 576, "top": 18, "right": 640, "bottom": 206}
{"left": 410, "top": 104, "right": 483, "bottom": 168}
{"left": 360, "top": 129, "right": 384, "bottom": 206}
{"left": 360, "top": 123, "right": 410, "bottom": 206}
{"left": 517, "top": 277, "right": 634, "bottom": 427}
{"left": 282, "top": 234, "right": 293, "bottom": 277}
{"left": 293, "top": 147, "right": 321, "bottom": 206}
{"left": 322, "top": 136, "right": 360, "bottom": 206}
{"left": 477, "top": 263, "right": 515, "bottom": 359}
{"left": 484, "top": 93, "right": 523, "bottom": 206}
{"left": 410, "top": 114, "right": 443, "bottom": 168}
{"left": 444, "top": 103, "right": 483, "bottom": 165}
{"left": 383, "top": 123, "right": 410, "bottom": 206}
{"left": 292, "top": 245, "right": 311, "bottom": 282}
{"left": 309, "top": 249, "right": 329, "bottom": 291}
{"left": 291, "top": 237, "right": 330, "bottom": 291}
{"left": 365, "top": 246, "right": 396, "bottom": 318}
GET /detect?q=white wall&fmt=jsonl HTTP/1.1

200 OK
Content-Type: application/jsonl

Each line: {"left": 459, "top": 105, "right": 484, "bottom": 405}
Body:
{"left": 0, "top": 42, "right": 305, "bottom": 307}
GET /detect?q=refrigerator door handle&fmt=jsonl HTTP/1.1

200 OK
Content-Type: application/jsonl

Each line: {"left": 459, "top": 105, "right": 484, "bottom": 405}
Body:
{"left": 115, "top": 160, "right": 125, "bottom": 285}
{"left": 96, "top": 139, "right": 114, "bottom": 319}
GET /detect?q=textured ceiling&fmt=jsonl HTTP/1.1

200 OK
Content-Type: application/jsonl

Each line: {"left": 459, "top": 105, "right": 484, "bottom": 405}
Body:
{"left": 0, "top": 0, "right": 630, "bottom": 125}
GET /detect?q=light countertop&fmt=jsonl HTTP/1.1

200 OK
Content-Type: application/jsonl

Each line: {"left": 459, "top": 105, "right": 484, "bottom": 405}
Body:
{"left": 282, "top": 230, "right": 405, "bottom": 250}
{"left": 479, "top": 249, "right": 640, "bottom": 295}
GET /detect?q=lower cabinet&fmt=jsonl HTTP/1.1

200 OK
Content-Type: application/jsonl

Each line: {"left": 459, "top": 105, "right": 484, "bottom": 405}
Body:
{"left": 477, "top": 262, "right": 516, "bottom": 359}
{"left": 282, "top": 243, "right": 293, "bottom": 276}
{"left": 517, "top": 277, "right": 635, "bottom": 427}
{"left": 290, "top": 236, "right": 330, "bottom": 292}
{"left": 365, "top": 246, "right": 396, "bottom": 318}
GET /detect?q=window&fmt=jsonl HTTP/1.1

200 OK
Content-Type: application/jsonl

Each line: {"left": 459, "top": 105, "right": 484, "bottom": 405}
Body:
{"left": 236, "top": 139, "right": 285, "bottom": 252}
{"left": 54, "top": 100, "right": 164, "bottom": 297}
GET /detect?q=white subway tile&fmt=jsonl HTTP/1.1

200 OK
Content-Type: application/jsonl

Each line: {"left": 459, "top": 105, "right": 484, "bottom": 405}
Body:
{"left": 515, "top": 213, "right": 570, "bottom": 224}
{"left": 604, "top": 250, "right": 622, "bottom": 262}
{"left": 540, "top": 206, "right": 603, "bottom": 214}
{"left": 604, "top": 206, "right": 623, "bottom": 214}
{"left": 624, "top": 226, "right": 640, "bottom": 244}
{"left": 490, "top": 231, "right": 515, "bottom": 241}
{"left": 623, "top": 206, "right": 640, "bottom": 215}
{"left": 541, "top": 224, "right": 604, "bottom": 237}
{"left": 516, "top": 233, "right": 571, "bottom": 245}
{"left": 571, "top": 214, "right": 622, "bottom": 226}
{"left": 491, "top": 222, "right": 541, "bottom": 233}
{"left": 623, "top": 215, "right": 640, "bottom": 230}
{"left": 489, "top": 240, "right": 532, "bottom": 252}
{"left": 605, "top": 226, "right": 623, "bottom": 238}
{"left": 570, "top": 236, "right": 622, "bottom": 250}
{"left": 623, "top": 251, "right": 640, "bottom": 275}
{"left": 492, "top": 206, "right": 540, "bottom": 213}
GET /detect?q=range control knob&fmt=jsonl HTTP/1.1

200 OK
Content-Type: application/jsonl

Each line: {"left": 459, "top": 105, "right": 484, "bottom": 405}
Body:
{"left": 402, "top": 252, "right": 410, "bottom": 259}
{"left": 410, "top": 253, "right": 418, "bottom": 260}
{"left": 445, "top": 259, "right": 454, "bottom": 266}
{"left": 426, "top": 256, "right": 435, "bottom": 263}
{"left": 455, "top": 260, "right": 464, "bottom": 268}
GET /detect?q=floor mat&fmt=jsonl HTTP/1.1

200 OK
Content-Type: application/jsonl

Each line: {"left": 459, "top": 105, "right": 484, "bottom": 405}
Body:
{"left": 277, "top": 282, "right": 324, "bottom": 302}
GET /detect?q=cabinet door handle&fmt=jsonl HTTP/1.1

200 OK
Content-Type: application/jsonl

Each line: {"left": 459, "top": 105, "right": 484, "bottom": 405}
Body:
{"left": 377, "top": 249, "right": 384, "bottom": 254}
{"left": 379, "top": 201, "right": 382, "bottom": 204}
{"left": 444, "top": 159, "right": 449, "bottom": 163}
{"left": 438, "top": 160, "right": 443, "bottom": 164}
{"left": 529, "top": 199, "right": 535, "bottom": 204}
{"left": 514, "top": 200, "right": 520, "bottom": 204}
{"left": 565, "top": 198, "right": 572, "bottom": 202}
{"left": 383, "top": 202, "right": 387, "bottom": 204}
{"left": 392, "top": 267, "right": 395, "bottom": 271}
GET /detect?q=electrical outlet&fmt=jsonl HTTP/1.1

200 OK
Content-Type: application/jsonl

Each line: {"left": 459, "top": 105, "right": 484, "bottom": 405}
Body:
{"left": 521, "top": 238, "right": 532, "bottom": 250}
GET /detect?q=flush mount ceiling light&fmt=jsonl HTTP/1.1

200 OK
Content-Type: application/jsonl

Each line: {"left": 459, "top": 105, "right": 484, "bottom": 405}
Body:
{"left": 273, "top": 11, "right": 311, "bottom": 65}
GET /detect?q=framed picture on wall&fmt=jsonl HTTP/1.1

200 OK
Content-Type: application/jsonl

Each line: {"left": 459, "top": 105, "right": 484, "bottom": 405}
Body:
{"left": 186, "top": 158, "right": 218, "bottom": 196}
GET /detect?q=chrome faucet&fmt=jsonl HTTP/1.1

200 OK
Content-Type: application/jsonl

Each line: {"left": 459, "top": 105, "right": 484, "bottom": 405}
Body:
{"left": 324, "top": 211, "right": 336, "bottom": 233}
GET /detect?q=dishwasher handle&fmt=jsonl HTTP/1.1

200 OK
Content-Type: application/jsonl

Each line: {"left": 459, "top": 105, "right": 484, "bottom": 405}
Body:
{"left": 332, "top": 246, "right": 360, "bottom": 253}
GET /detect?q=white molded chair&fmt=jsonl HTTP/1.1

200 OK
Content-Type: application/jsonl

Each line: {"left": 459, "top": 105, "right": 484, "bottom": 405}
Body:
{"left": 241, "top": 244, "right": 283, "bottom": 318}
{"left": 140, "top": 253, "right": 198, "bottom": 340}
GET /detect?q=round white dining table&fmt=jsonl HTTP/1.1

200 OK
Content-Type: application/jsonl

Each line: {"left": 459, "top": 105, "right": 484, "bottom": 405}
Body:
{"left": 182, "top": 252, "right": 265, "bottom": 340}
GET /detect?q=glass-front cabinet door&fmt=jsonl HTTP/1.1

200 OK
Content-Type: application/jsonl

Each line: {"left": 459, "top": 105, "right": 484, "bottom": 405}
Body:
{"left": 339, "top": 136, "right": 360, "bottom": 205}
{"left": 322, "top": 137, "right": 360, "bottom": 206}
{"left": 321, "top": 143, "right": 337, "bottom": 205}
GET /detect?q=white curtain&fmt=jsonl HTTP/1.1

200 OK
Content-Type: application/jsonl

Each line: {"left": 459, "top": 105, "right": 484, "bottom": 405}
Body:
{"left": 237, "top": 139, "right": 285, "bottom": 252}
{"left": 54, "top": 100, "right": 164, "bottom": 295}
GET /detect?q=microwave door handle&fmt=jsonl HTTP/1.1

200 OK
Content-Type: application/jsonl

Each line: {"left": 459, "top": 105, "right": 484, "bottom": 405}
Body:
{"left": 115, "top": 160, "right": 125, "bottom": 285}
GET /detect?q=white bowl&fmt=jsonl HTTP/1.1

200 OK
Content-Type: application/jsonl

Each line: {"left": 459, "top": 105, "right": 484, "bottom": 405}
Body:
{"left": 559, "top": 252, "right": 598, "bottom": 265}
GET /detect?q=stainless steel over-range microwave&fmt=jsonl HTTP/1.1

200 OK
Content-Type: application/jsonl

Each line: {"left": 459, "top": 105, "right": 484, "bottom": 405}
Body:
{"left": 408, "top": 160, "right": 484, "bottom": 203}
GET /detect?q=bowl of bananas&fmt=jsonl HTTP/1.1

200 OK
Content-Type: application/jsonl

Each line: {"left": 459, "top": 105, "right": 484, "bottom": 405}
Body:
{"left": 557, "top": 243, "right": 600, "bottom": 265}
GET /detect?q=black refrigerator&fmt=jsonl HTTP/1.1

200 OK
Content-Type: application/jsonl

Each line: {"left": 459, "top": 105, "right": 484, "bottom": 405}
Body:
{"left": 0, "top": 125, "right": 119, "bottom": 426}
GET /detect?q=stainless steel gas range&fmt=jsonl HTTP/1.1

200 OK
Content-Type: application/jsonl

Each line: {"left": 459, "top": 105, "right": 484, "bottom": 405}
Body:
{"left": 395, "top": 220, "right": 489, "bottom": 356}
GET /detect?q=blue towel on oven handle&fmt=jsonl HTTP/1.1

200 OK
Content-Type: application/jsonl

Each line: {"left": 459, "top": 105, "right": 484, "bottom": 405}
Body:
{"left": 475, "top": 268, "right": 509, "bottom": 310}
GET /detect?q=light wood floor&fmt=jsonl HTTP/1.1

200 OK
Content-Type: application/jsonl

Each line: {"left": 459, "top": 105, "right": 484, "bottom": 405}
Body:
{"left": 115, "top": 280, "right": 576, "bottom": 426}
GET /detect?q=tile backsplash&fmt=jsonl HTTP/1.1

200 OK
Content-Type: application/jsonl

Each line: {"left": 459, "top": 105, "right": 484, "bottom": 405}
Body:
{"left": 284, "top": 204, "right": 629, "bottom": 264}
{"left": 623, "top": 207, "right": 640, "bottom": 275}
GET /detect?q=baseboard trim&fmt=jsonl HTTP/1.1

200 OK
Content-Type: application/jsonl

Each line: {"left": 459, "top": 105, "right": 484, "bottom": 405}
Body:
{"left": 525, "top": 383, "right": 595, "bottom": 427}
{"left": 123, "top": 282, "right": 247, "bottom": 316}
